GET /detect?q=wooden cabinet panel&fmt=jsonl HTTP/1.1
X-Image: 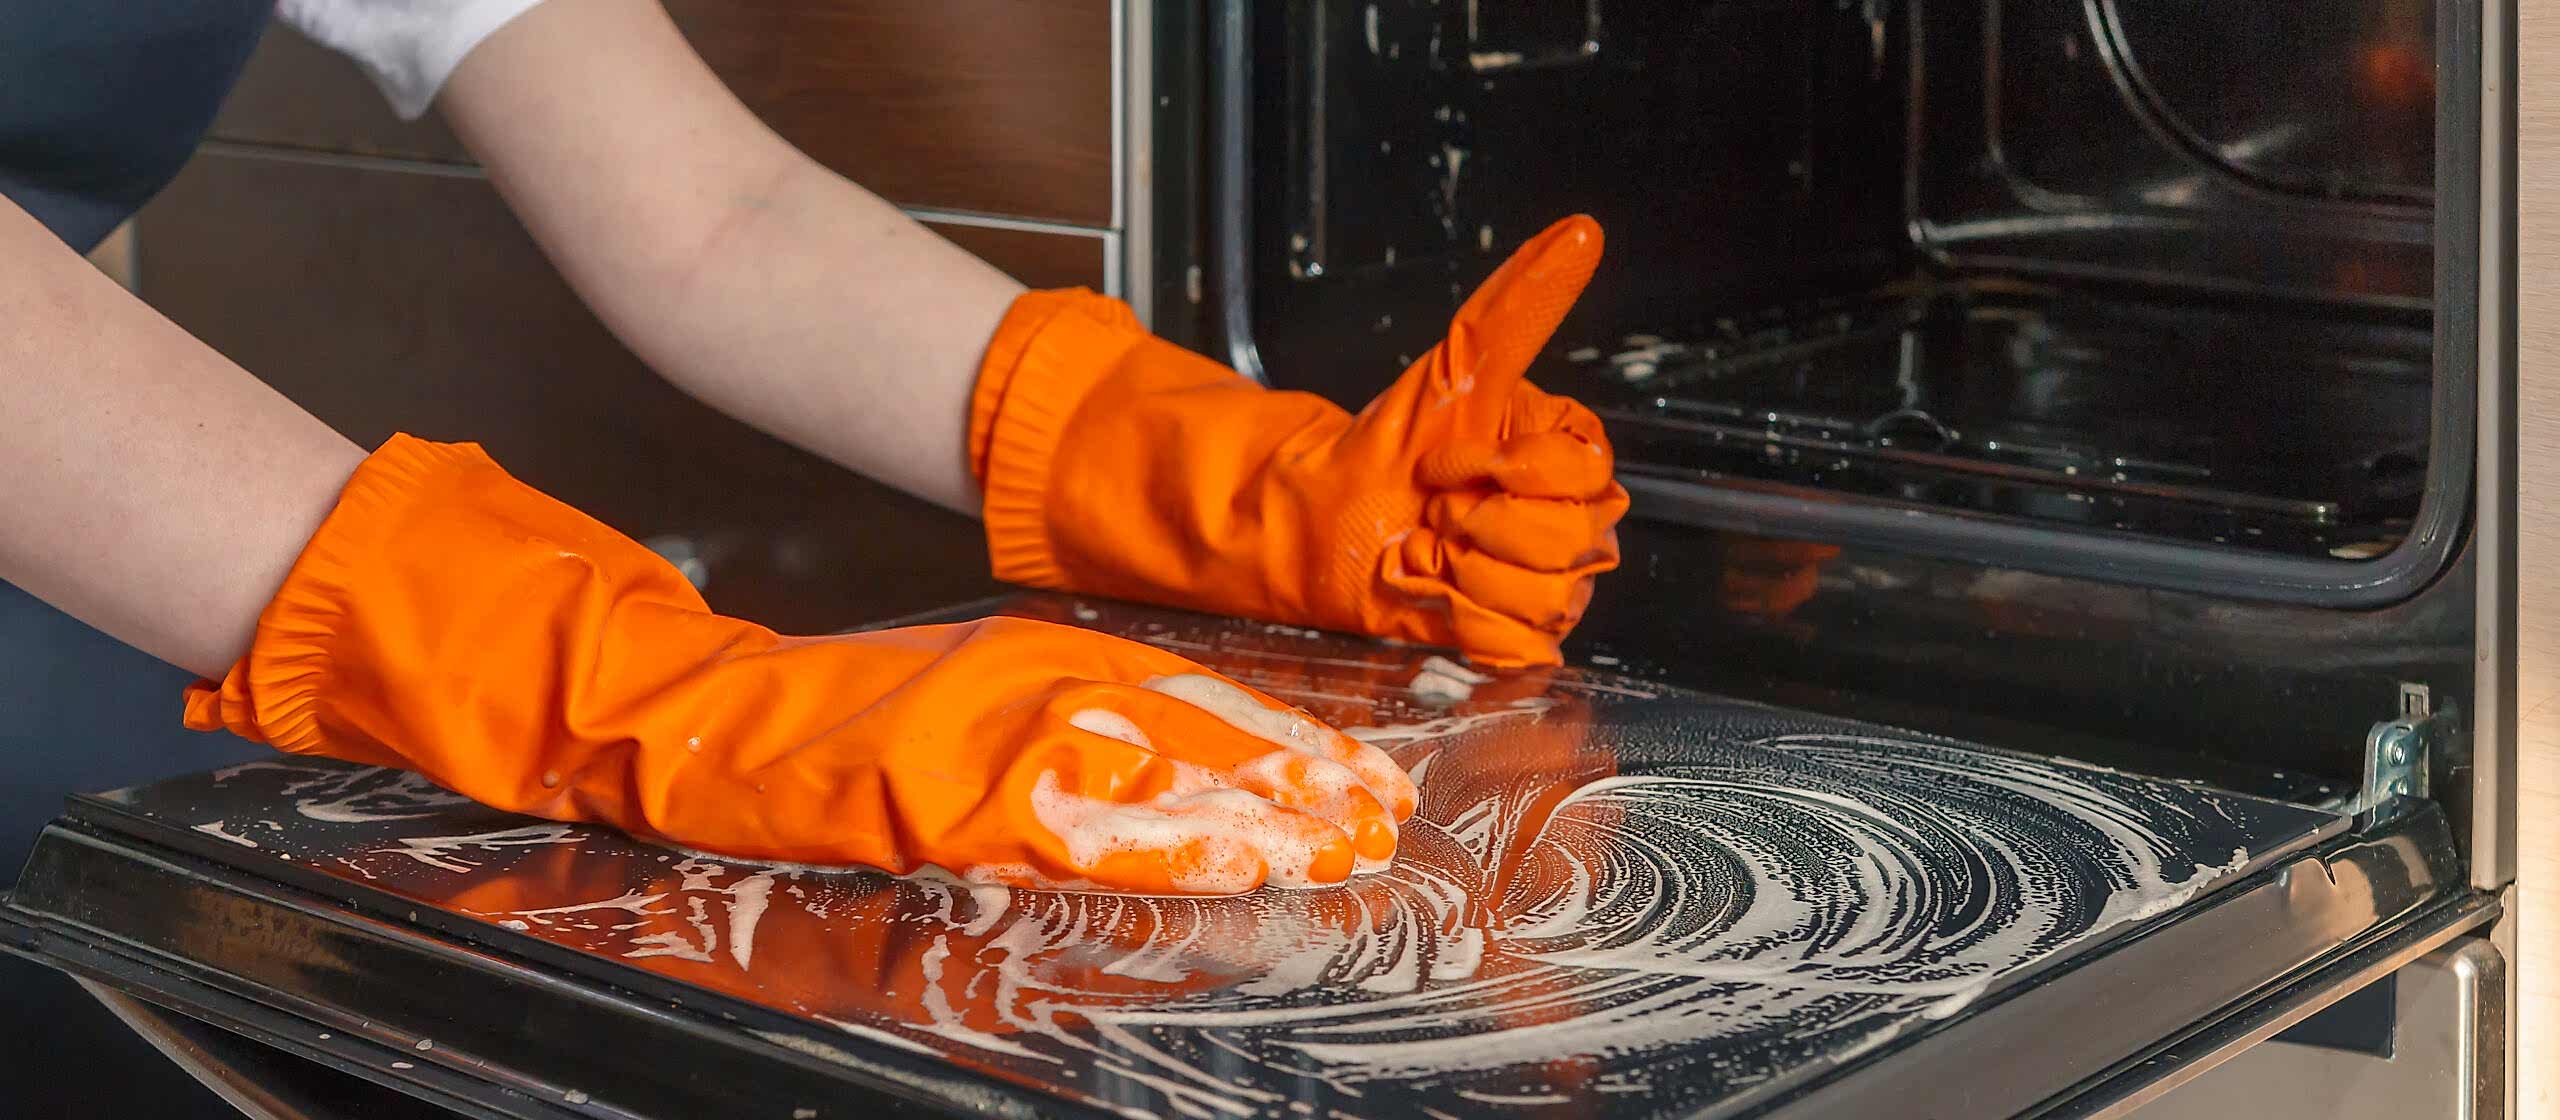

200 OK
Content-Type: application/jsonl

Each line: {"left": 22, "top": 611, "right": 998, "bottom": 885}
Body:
{"left": 925, "top": 222, "right": 1108, "bottom": 290}
{"left": 212, "top": 2, "right": 1114, "bottom": 225}
{"left": 135, "top": 149, "right": 1009, "bottom": 631}
{"left": 667, "top": 0, "right": 1114, "bottom": 226}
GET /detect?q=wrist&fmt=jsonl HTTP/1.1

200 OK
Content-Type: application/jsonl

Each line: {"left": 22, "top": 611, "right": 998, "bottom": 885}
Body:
{"left": 970, "top": 289, "right": 1159, "bottom": 587}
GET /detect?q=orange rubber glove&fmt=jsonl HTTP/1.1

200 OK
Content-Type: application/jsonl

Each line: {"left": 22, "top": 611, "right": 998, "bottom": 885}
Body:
{"left": 970, "top": 215, "right": 1631, "bottom": 668}
{"left": 184, "top": 436, "right": 1416, "bottom": 895}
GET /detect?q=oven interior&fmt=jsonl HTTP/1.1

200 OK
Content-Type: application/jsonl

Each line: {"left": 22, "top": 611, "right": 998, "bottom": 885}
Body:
{"left": 1225, "top": 0, "right": 2456, "bottom": 588}
{"left": 1165, "top": 0, "right": 2480, "bottom": 806}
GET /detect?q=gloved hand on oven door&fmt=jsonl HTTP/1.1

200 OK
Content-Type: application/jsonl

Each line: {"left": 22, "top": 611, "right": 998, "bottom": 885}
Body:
{"left": 969, "top": 215, "right": 1631, "bottom": 668}
{"left": 183, "top": 435, "right": 1416, "bottom": 896}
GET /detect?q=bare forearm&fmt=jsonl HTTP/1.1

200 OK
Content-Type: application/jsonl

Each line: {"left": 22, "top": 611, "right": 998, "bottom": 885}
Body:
{"left": 0, "top": 201, "right": 366, "bottom": 678}
{"left": 438, "top": 0, "right": 1021, "bottom": 515}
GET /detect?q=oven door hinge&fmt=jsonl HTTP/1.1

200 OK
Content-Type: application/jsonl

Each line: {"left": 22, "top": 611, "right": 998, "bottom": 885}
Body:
{"left": 2356, "top": 682, "right": 2441, "bottom": 815}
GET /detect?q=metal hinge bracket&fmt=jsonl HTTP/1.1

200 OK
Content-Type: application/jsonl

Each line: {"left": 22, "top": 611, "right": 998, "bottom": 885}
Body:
{"left": 2357, "top": 682, "right": 2437, "bottom": 814}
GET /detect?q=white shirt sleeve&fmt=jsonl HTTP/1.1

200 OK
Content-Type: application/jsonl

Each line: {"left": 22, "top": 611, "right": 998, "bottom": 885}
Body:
{"left": 277, "top": 0, "right": 549, "bottom": 121}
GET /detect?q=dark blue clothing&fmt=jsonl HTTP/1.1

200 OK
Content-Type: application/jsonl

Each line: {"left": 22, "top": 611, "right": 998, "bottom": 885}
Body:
{"left": 2, "top": 3, "right": 280, "bottom": 1115}
{"left": 0, "top": 0, "right": 271, "bottom": 249}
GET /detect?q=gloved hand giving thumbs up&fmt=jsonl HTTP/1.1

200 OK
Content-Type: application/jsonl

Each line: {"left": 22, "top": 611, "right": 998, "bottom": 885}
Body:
{"left": 970, "top": 216, "right": 1630, "bottom": 667}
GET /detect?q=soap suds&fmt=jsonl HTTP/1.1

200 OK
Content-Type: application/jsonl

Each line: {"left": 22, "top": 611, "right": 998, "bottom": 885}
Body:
{"left": 1144, "top": 674, "right": 1340, "bottom": 756}
{"left": 1407, "top": 656, "right": 1488, "bottom": 705}
{"left": 960, "top": 885, "right": 1013, "bottom": 937}
{"left": 725, "top": 872, "right": 774, "bottom": 969}
{"left": 194, "top": 638, "right": 2326, "bottom": 1120}
{"left": 1069, "top": 709, "right": 1154, "bottom": 748}
{"left": 213, "top": 760, "right": 473, "bottom": 823}
{"left": 1456, "top": 1089, "right": 1570, "bottom": 1105}
{"left": 778, "top": 1020, "right": 933, "bottom": 1059}
{"left": 1030, "top": 772, "right": 1329, "bottom": 893}
{"left": 745, "top": 722, "right": 2287, "bottom": 1110}
{"left": 389, "top": 823, "right": 584, "bottom": 873}
{"left": 193, "top": 820, "right": 258, "bottom": 848}
{"left": 1418, "top": 656, "right": 1490, "bottom": 686}
{"left": 1142, "top": 672, "right": 1417, "bottom": 835}
{"left": 1343, "top": 699, "right": 1554, "bottom": 746}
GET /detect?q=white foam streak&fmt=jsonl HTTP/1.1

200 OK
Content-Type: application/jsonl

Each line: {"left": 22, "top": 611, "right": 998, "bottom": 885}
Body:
{"left": 1343, "top": 700, "right": 1554, "bottom": 745}
{"left": 726, "top": 873, "right": 773, "bottom": 969}
{"left": 193, "top": 820, "right": 259, "bottom": 848}
{"left": 389, "top": 823, "right": 583, "bottom": 873}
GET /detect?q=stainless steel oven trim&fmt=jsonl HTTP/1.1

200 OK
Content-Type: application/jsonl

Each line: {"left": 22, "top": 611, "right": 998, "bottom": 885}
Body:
{"left": 2455, "top": 926, "right": 2513, "bottom": 1120}
{"left": 895, "top": 208, "right": 1114, "bottom": 241}
{"left": 2034, "top": 897, "right": 2504, "bottom": 1120}
{"left": 2460, "top": 0, "right": 2521, "bottom": 1097}
{"left": 1745, "top": 807, "right": 2471, "bottom": 1120}
{"left": 1116, "top": 0, "right": 1155, "bottom": 323}
{"left": 2489, "top": 890, "right": 2520, "bottom": 1119}
{"left": 2467, "top": 0, "right": 2519, "bottom": 896}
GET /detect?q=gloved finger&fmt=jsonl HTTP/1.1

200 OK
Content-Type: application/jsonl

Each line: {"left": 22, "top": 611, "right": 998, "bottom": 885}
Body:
{"left": 1441, "top": 215, "right": 1604, "bottom": 431}
{"left": 1429, "top": 490, "right": 1620, "bottom": 572}
{"left": 1141, "top": 671, "right": 1419, "bottom": 822}
{"left": 1233, "top": 750, "right": 1400, "bottom": 871}
{"left": 1426, "top": 536, "right": 1604, "bottom": 634}
{"left": 1060, "top": 682, "right": 1401, "bottom": 866}
{"left": 1042, "top": 782, "right": 1360, "bottom": 894}
{"left": 1488, "top": 428, "right": 1617, "bottom": 500}
{"left": 1413, "top": 436, "right": 1507, "bottom": 492}
{"left": 1007, "top": 715, "right": 1188, "bottom": 804}
{"left": 1447, "top": 592, "right": 1573, "bottom": 668}
{"left": 1414, "top": 430, "right": 1614, "bottom": 502}
{"left": 1387, "top": 532, "right": 1601, "bottom": 667}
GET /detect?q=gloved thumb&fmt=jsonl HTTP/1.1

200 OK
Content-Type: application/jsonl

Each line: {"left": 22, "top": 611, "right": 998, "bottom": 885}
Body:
{"left": 1440, "top": 215, "right": 1604, "bottom": 431}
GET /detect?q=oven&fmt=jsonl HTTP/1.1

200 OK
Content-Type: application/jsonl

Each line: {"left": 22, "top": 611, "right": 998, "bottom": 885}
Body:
{"left": 0, "top": 1, "right": 2519, "bottom": 1117}
{"left": 1135, "top": 0, "right": 2523, "bottom": 1111}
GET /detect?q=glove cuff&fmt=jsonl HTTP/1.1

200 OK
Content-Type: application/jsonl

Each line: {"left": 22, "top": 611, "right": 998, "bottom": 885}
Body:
{"left": 184, "top": 434, "right": 495, "bottom": 760}
{"left": 969, "top": 288, "right": 1150, "bottom": 590}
